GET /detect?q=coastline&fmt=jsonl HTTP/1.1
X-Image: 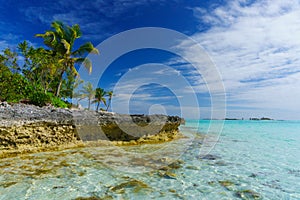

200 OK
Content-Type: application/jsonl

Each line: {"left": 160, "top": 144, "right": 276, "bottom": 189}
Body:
{"left": 0, "top": 102, "right": 184, "bottom": 158}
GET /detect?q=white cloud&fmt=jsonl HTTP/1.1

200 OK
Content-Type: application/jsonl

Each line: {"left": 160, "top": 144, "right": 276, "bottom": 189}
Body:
{"left": 181, "top": 0, "right": 300, "bottom": 119}
{"left": 108, "top": 64, "right": 202, "bottom": 118}
{"left": 0, "top": 41, "right": 9, "bottom": 51}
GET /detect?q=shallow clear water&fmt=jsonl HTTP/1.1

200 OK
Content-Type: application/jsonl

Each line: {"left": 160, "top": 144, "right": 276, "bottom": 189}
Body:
{"left": 0, "top": 120, "right": 300, "bottom": 199}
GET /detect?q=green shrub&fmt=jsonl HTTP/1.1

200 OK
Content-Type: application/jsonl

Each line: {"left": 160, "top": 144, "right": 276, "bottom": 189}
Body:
{"left": 1, "top": 64, "right": 70, "bottom": 108}
{"left": 47, "top": 93, "right": 68, "bottom": 108}
{"left": 0, "top": 64, "right": 30, "bottom": 102}
{"left": 28, "top": 91, "right": 51, "bottom": 107}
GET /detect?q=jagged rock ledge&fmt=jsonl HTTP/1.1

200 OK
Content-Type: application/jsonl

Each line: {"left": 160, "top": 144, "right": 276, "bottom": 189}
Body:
{"left": 0, "top": 102, "right": 185, "bottom": 158}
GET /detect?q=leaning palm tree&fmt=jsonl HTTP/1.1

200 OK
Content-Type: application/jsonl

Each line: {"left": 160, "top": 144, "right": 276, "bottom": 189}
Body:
{"left": 106, "top": 91, "right": 114, "bottom": 111}
{"left": 93, "top": 88, "right": 107, "bottom": 111}
{"left": 35, "top": 21, "right": 99, "bottom": 97}
{"left": 81, "top": 82, "right": 95, "bottom": 110}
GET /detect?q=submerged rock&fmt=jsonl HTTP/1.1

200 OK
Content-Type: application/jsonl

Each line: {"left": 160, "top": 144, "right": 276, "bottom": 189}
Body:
{"left": 0, "top": 181, "right": 18, "bottom": 188}
{"left": 109, "top": 179, "right": 150, "bottom": 193}
{"left": 158, "top": 171, "right": 177, "bottom": 179}
{"left": 218, "top": 180, "right": 236, "bottom": 191}
{"left": 207, "top": 181, "right": 217, "bottom": 186}
{"left": 288, "top": 169, "right": 300, "bottom": 177}
{"left": 249, "top": 173, "right": 257, "bottom": 178}
{"left": 214, "top": 161, "right": 227, "bottom": 166}
{"left": 235, "top": 189, "right": 261, "bottom": 199}
{"left": 218, "top": 180, "right": 235, "bottom": 187}
{"left": 75, "top": 197, "right": 106, "bottom": 200}
{"left": 167, "top": 160, "right": 184, "bottom": 169}
{"left": 198, "top": 154, "right": 221, "bottom": 160}
{"left": 185, "top": 166, "right": 199, "bottom": 170}
{"left": 169, "top": 189, "right": 176, "bottom": 193}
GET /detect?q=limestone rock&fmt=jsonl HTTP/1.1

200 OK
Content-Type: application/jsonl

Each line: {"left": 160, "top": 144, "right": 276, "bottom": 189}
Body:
{"left": 0, "top": 102, "right": 184, "bottom": 155}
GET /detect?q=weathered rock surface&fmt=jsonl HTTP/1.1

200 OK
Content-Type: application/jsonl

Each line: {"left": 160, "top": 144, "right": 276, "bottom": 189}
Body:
{"left": 0, "top": 102, "right": 184, "bottom": 154}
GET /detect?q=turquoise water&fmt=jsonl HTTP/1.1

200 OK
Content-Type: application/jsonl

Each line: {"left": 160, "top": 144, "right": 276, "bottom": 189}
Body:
{"left": 0, "top": 120, "right": 300, "bottom": 199}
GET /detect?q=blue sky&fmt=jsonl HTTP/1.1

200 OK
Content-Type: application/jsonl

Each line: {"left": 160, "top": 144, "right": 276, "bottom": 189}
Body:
{"left": 1, "top": 0, "right": 300, "bottom": 120}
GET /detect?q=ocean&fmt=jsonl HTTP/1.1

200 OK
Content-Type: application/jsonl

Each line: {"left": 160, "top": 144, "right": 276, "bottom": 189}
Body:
{"left": 0, "top": 120, "right": 299, "bottom": 199}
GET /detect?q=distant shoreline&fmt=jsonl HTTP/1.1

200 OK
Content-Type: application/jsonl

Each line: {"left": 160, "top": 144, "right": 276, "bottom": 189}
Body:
{"left": 224, "top": 117, "right": 274, "bottom": 121}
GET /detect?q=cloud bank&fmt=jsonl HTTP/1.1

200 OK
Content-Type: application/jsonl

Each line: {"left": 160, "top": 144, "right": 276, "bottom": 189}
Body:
{"left": 187, "top": 0, "right": 300, "bottom": 119}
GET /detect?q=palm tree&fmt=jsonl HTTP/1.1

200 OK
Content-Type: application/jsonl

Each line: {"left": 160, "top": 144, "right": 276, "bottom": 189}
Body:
{"left": 81, "top": 82, "right": 95, "bottom": 110}
{"left": 35, "top": 21, "right": 99, "bottom": 97}
{"left": 106, "top": 91, "right": 114, "bottom": 111}
{"left": 93, "top": 88, "right": 107, "bottom": 111}
{"left": 71, "top": 78, "right": 85, "bottom": 106}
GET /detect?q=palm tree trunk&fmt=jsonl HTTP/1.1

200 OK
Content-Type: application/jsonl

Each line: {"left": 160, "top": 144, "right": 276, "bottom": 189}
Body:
{"left": 88, "top": 98, "right": 91, "bottom": 110}
{"left": 96, "top": 102, "right": 100, "bottom": 111}
{"left": 106, "top": 99, "right": 111, "bottom": 111}
{"left": 55, "top": 71, "right": 64, "bottom": 97}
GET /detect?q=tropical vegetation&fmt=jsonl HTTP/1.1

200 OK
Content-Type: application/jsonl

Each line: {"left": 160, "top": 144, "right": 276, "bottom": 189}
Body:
{"left": 93, "top": 88, "right": 107, "bottom": 111}
{"left": 0, "top": 21, "right": 113, "bottom": 111}
{"left": 106, "top": 91, "right": 114, "bottom": 111}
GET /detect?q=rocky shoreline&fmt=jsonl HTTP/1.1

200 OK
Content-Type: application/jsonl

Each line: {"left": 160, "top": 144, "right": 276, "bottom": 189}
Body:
{"left": 0, "top": 102, "right": 185, "bottom": 158}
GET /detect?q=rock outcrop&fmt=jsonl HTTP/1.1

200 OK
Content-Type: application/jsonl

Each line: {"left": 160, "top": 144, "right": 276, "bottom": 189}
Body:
{"left": 0, "top": 102, "right": 184, "bottom": 155}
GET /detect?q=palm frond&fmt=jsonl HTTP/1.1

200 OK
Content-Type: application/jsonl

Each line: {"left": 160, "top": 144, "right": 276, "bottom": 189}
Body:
{"left": 83, "top": 58, "right": 92, "bottom": 74}
{"left": 51, "top": 21, "right": 65, "bottom": 39}
{"left": 102, "top": 98, "right": 107, "bottom": 106}
{"left": 70, "top": 65, "right": 79, "bottom": 76}
{"left": 72, "top": 42, "right": 99, "bottom": 56}
{"left": 74, "top": 57, "right": 92, "bottom": 74}
{"left": 61, "top": 39, "right": 71, "bottom": 55}
{"left": 35, "top": 31, "right": 53, "bottom": 38}
{"left": 18, "top": 41, "right": 29, "bottom": 52}
{"left": 72, "top": 24, "right": 82, "bottom": 39}
{"left": 35, "top": 31, "right": 57, "bottom": 48}
{"left": 91, "top": 99, "right": 98, "bottom": 104}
